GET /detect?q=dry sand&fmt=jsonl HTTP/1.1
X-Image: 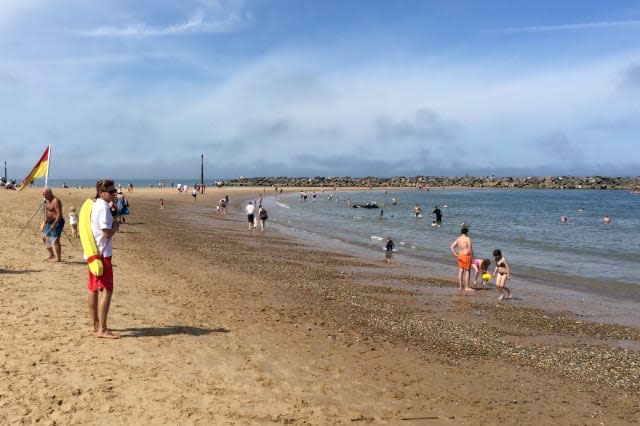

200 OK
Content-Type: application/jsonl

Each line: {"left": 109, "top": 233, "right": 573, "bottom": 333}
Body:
{"left": 1, "top": 186, "right": 639, "bottom": 425}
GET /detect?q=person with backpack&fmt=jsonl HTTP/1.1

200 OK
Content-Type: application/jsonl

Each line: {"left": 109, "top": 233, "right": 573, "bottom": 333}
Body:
{"left": 258, "top": 205, "right": 269, "bottom": 232}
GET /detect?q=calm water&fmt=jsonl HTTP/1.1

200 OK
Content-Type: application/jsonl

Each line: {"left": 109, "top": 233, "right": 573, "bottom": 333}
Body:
{"left": 268, "top": 189, "right": 640, "bottom": 301}
{"left": 43, "top": 178, "right": 193, "bottom": 189}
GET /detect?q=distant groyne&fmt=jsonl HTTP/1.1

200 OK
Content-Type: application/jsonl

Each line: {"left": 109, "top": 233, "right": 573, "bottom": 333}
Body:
{"left": 220, "top": 175, "right": 639, "bottom": 190}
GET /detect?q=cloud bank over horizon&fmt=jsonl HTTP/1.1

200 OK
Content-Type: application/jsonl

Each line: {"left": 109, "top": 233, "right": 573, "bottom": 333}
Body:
{"left": 1, "top": 0, "right": 639, "bottom": 180}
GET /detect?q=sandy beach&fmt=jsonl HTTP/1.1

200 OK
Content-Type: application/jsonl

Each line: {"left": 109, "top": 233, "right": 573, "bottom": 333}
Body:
{"left": 1, "top": 186, "right": 639, "bottom": 425}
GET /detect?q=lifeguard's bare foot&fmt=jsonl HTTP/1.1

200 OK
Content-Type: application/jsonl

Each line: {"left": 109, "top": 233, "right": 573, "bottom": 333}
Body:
{"left": 97, "top": 330, "right": 119, "bottom": 339}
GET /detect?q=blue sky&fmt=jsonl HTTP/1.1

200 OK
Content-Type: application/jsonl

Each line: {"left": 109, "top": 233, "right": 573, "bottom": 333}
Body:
{"left": 1, "top": 0, "right": 639, "bottom": 180}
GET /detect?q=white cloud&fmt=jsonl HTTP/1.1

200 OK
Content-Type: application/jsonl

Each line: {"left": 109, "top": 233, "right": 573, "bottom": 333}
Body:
{"left": 490, "top": 20, "right": 640, "bottom": 34}
{"left": 79, "top": 11, "right": 250, "bottom": 38}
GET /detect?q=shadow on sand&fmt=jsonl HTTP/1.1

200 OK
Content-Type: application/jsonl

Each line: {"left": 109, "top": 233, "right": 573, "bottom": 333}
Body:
{"left": 116, "top": 326, "right": 229, "bottom": 338}
{"left": 0, "top": 268, "right": 42, "bottom": 275}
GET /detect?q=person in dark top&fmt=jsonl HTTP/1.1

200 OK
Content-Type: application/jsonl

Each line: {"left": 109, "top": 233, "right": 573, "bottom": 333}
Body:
{"left": 384, "top": 238, "right": 395, "bottom": 263}
{"left": 432, "top": 206, "right": 442, "bottom": 225}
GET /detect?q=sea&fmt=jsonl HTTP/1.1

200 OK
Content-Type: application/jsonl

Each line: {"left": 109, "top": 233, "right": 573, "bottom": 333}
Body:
{"left": 41, "top": 178, "right": 188, "bottom": 189}
{"left": 265, "top": 188, "right": 640, "bottom": 303}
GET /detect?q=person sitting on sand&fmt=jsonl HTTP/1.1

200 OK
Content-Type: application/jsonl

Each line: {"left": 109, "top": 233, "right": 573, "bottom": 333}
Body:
{"left": 472, "top": 258, "right": 491, "bottom": 289}
{"left": 493, "top": 249, "right": 511, "bottom": 301}
{"left": 450, "top": 227, "right": 475, "bottom": 292}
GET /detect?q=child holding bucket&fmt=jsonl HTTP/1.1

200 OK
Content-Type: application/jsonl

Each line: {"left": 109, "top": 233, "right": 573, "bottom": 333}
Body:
{"left": 472, "top": 258, "right": 491, "bottom": 289}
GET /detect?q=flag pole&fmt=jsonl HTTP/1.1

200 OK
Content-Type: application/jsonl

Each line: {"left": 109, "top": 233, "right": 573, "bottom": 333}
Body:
{"left": 44, "top": 144, "right": 51, "bottom": 188}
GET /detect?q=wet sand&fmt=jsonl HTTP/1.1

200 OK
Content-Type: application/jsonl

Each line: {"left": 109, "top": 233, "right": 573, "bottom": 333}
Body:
{"left": 1, "top": 187, "right": 639, "bottom": 424}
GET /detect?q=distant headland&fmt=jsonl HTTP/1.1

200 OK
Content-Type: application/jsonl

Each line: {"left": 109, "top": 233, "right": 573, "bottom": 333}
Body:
{"left": 220, "top": 175, "right": 639, "bottom": 190}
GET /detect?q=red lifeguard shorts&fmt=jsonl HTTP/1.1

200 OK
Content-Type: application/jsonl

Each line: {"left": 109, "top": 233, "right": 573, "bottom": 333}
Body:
{"left": 87, "top": 256, "right": 113, "bottom": 292}
{"left": 457, "top": 254, "right": 472, "bottom": 270}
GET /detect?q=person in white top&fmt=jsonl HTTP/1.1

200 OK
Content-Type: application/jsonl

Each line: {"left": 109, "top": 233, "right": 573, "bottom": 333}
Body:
{"left": 245, "top": 202, "right": 256, "bottom": 230}
{"left": 69, "top": 207, "right": 78, "bottom": 238}
{"left": 88, "top": 179, "right": 119, "bottom": 339}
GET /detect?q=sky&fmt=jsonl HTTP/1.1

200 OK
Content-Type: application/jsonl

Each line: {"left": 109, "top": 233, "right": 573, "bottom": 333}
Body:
{"left": 1, "top": 0, "right": 639, "bottom": 180}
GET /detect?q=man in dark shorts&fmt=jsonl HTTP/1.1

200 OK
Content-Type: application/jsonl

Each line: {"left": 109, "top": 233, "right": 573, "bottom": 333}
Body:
{"left": 41, "top": 187, "right": 65, "bottom": 262}
{"left": 245, "top": 201, "right": 256, "bottom": 230}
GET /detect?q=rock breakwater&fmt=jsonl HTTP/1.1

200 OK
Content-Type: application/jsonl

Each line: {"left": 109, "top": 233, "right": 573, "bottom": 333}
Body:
{"left": 221, "top": 175, "right": 639, "bottom": 190}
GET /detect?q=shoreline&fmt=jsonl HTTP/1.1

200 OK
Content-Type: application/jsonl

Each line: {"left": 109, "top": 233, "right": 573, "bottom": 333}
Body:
{"left": 1, "top": 187, "right": 639, "bottom": 424}
{"left": 270, "top": 215, "right": 640, "bottom": 330}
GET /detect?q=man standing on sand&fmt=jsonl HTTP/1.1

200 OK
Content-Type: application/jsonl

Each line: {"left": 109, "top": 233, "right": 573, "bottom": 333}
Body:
{"left": 450, "top": 227, "right": 475, "bottom": 292}
{"left": 88, "top": 180, "right": 119, "bottom": 339}
{"left": 41, "top": 187, "right": 65, "bottom": 262}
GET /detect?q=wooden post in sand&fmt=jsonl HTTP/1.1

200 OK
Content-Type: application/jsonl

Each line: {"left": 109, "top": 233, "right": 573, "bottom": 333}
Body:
{"left": 200, "top": 154, "right": 204, "bottom": 194}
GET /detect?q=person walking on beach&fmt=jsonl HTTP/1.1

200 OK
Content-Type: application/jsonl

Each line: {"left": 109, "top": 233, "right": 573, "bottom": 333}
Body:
{"left": 245, "top": 201, "right": 256, "bottom": 230}
{"left": 69, "top": 207, "right": 78, "bottom": 238}
{"left": 450, "top": 227, "right": 475, "bottom": 292}
{"left": 258, "top": 205, "right": 268, "bottom": 232}
{"left": 41, "top": 187, "right": 65, "bottom": 262}
{"left": 493, "top": 249, "right": 511, "bottom": 300}
{"left": 116, "top": 191, "right": 129, "bottom": 223}
{"left": 88, "top": 179, "right": 119, "bottom": 338}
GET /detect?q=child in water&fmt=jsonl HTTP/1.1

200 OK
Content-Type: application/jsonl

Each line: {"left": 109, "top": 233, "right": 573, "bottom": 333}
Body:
{"left": 493, "top": 249, "right": 511, "bottom": 300}
{"left": 472, "top": 258, "right": 491, "bottom": 289}
{"left": 384, "top": 238, "right": 395, "bottom": 263}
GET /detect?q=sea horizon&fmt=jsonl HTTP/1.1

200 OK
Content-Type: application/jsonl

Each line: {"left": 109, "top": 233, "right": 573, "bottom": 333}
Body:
{"left": 9, "top": 174, "right": 640, "bottom": 191}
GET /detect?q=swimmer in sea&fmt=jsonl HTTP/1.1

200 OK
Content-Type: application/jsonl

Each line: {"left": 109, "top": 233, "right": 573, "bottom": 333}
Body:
{"left": 384, "top": 238, "right": 394, "bottom": 263}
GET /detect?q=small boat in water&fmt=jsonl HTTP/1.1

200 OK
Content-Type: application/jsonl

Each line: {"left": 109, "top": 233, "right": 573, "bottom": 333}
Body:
{"left": 352, "top": 202, "right": 380, "bottom": 209}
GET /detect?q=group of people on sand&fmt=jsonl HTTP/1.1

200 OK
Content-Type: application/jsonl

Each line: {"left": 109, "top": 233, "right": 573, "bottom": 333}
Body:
{"left": 39, "top": 181, "right": 121, "bottom": 339}
{"left": 450, "top": 227, "right": 511, "bottom": 300}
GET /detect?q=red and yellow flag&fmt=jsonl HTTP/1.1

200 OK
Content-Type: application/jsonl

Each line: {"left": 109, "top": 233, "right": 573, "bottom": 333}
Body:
{"left": 18, "top": 145, "right": 50, "bottom": 191}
